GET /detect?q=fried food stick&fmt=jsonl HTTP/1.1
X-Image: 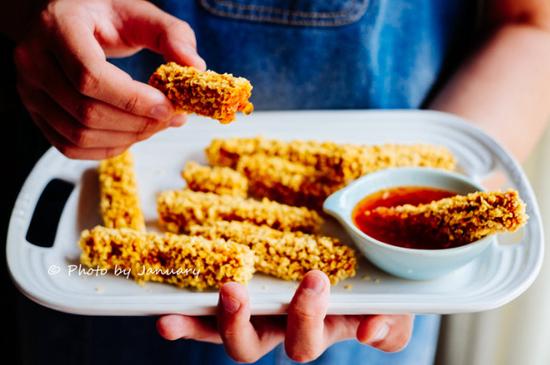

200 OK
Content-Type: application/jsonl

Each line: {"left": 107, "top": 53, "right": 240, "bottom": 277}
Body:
{"left": 98, "top": 151, "right": 145, "bottom": 231}
{"left": 157, "top": 190, "right": 323, "bottom": 233}
{"left": 205, "top": 136, "right": 456, "bottom": 183}
{"left": 364, "top": 190, "right": 528, "bottom": 246}
{"left": 236, "top": 154, "right": 342, "bottom": 209}
{"left": 182, "top": 161, "right": 248, "bottom": 197}
{"left": 149, "top": 62, "right": 253, "bottom": 124}
{"left": 79, "top": 226, "right": 255, "bottom": 290}
{"left": 188, "top": 221, "right": 356, "bottom": 284}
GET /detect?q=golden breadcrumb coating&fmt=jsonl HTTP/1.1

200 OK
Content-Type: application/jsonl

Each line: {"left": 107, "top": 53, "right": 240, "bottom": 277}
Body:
{"left": 182, "top": 161, "right": 248, "bottom": 197}
{"left": 79, "top": 226, "right": 255, "bottom": 290}
{"left": 205, "top": 136, "right": 456, "bottom": 183}
{"left": 236, "top": 154, "right": 342, "bottom": 209}
{"left": 98, "top": 151, "right": 145, "bottom": 231}
{"left": 361, "top": 143, "right": 456, "bottom": 176}
{"left": 188, "top": 221, "right": 356, "bottom": 284}
{"left": 365, "top": 190, "right": 528, "bottom": 245}
{"left": 157, "top": 190, "right": 323, "bottom": 233}
{"left": 149, "top": 62, "right": 253, "bottom": 124}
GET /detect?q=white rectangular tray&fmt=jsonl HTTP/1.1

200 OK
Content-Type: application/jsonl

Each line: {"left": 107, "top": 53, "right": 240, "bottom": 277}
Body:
{"left": 7, "top": 110, "right": 544, "bottom": 316}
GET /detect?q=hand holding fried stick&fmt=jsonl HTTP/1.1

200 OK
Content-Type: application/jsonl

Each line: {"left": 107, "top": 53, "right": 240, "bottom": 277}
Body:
{"left": 364, "top": 190, "right": 527, "bottom": 247}
{"left": 149, "top": 62, "right": 253, "bottom": 124}
{"left": 80, "top": 226, "right": 255, "bottom": 290}
{"left": 188, "top": 221, "right": 357, "bottom": 284}
{"left": 182, "top": 161, "right": 248, "bottom": 197}
{"left": 98, "top": 151, "right": 145, "bottom": 231}
{"left": 158, "top": 190, "right": 323, "bottom": 233}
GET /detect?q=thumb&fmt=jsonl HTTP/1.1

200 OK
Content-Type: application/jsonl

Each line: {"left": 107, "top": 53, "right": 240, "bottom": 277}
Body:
{"left": 116, "top": 1, "right": 206, "bottom": 69}
{"left": 285, "top": 270, "right": 330, "bottom": 361}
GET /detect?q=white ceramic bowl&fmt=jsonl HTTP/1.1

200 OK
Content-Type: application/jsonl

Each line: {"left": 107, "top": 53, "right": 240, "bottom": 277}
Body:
{"left": 323, "top": 167, "right": 495, "bottom": 280}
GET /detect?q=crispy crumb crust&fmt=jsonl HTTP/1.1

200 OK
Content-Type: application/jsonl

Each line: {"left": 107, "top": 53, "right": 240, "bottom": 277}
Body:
{"left": 237, "top": 154, "right": 343, "bottom": 209}
{"left": 366, "top": 190, "right": 528, "bottom": 245}
{"left": 157, "top": 189, "right": 323, "bottom": 233}
{"left": 79, "top": 226, "right": 255, "bottom": 290}
{"left": 182, "top": 161, "right": 248, "bottom": 197}
{"left": 205, "top": 136, "right": 456, "bottom": 183}
{"left": 149, "top": 62, "right": 253, "bottom": 124}
{"left": 188, "top": 221, "right": 356, "bottom": 284}
{"left": 98, "top": 151, "right": 145, "bottom": 231}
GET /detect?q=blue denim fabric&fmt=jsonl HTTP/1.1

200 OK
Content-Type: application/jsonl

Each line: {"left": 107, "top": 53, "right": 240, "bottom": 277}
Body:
{"left": 111, "top": 1, "right": 468, "bottom": 364}
{"left": 114, "top": 0, "right": 467, "bottom": 109}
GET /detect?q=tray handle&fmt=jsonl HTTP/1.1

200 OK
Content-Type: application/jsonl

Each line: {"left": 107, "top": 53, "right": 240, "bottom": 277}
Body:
{"left": 25, "top": 178, "right": 75, "bottom": 248}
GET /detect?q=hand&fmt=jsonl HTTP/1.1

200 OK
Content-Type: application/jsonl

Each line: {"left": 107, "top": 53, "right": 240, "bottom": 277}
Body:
{"left": 14, "top": 0, "right": 205, "bottom": 160}
{"left": 157, "top": 271, "right": 413, "bottom": 363}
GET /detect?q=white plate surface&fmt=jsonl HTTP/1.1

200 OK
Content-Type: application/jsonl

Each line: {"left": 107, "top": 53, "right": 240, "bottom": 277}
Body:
{"left": 7, "top": 110, "right": 544, "bottom": 315}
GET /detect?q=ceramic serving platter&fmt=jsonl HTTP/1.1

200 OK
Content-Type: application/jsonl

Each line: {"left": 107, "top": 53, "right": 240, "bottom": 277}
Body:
{"left": 7, "top": 110, "right": 544, "bottom": 315}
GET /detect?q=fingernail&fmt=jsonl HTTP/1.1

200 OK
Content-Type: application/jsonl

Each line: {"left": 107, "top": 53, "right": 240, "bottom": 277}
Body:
{"left": 181, "top": 45, "right": 207, "bottom": 70}
{"left": 371, "top": 323, "right": 390, "bottom": 343}
{"left": 221, "top": 292, "right": 241, "bottom": 314}
{"left": 150, "top": 105, "right": 172, "bottom": 120}
{"left": 170, "top": 115, "right": 187, "bottom": 127}
{"left": 301, "top": 273, "right": 326, "bottom": 294}
{"left": 195, "top": 57, "right": 207, "bottom": 71}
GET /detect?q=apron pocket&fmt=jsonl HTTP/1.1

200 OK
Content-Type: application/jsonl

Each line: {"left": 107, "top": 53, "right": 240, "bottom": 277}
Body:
{"left": 199, "top": 0, "right": 369, "bottom": 26}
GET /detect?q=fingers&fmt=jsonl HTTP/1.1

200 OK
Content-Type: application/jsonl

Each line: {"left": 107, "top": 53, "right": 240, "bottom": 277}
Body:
{"left": 19, "top": 48, "right": 180, "bottom": 134}
{"left": 217, "top": 282, "right": 284, "bottom": 363}
{"left": 114, "top": 0, "right": 206, "bottom": 70}
{"left": 19, "top": 80, "right": 147, "bottom": 159}
{"left": 25, "top": 88, "right": 153, "bottom": 147}
{"left": 48, "top": 14, "right": 176, "bottom": 120}
{"left": 156, "top": 315, "right": 222, "bottom": 344}
{"left": 30, "top": 113, "right": 128, "bottom": 160}
{"left": 13, "top": 1, "right": 195, "bottom": 160}
{"left": 285, "top": 270, "right": 331, "bottom": 362}
{"left": 323, "top": 315, "right": 364, "bottom": 344}
{"left": 357, "top": 314, "right": 414, "bottom": 352}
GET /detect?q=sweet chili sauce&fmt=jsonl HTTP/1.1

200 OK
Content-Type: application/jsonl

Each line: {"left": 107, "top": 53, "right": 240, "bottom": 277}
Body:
{"left": 353, "top": 186, "right": 457, "bottom": 250}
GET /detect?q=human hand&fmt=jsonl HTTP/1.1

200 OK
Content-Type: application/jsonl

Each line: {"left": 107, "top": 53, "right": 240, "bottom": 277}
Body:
{"left": 14, "top": 0, "right": 205, "bottom": 159}
{"left": 156, "top": 271, "right": 413, "bottom": 363}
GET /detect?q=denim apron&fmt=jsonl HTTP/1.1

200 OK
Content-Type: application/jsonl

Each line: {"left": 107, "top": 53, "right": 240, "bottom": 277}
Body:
{"left": 16, "top": 1, "right": 472, "bottom": 365}
{"left": 110, "top": 1, "right": 472, "bottom": 364}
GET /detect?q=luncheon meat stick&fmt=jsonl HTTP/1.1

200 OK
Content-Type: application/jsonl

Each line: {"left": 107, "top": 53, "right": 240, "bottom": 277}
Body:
{"left": 188, "top": 221, "right": 357, "bottom": 284}
{"left": 365, "top": 190, "right": 528, "bottom": 245}
{"left": 98, "top": 151, "right": 145, "bottom": 231}
{"left": 79, "top": 226, "right": 255, "bottom": 290}
{"left": 236, "top": 154, "right": 342, "bottom": 209}
{"left": 182, "top": 161, "right": 248, "bottom": 197}
{"left": 149, "top": 62, "right": 253, "bottom": 124}
{"left": 205, "top": 137, "right": 456, "bottom": 182}
{"left": 157, "top": 190, "right": 323, "bottom": 233}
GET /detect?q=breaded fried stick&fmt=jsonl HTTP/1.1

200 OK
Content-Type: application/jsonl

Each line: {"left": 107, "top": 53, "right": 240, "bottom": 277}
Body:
{"left": 236, "top": 154, "right": 342, "bottom": 209}
{"left": 206, "top": 137, "right": 456, "bottom": 183}
{"left": 149, "top": 62, "right": 253, "bottom": 124}
{"left": 182, "top": 161, "right": 248, "bottom": 197}
{"left": 98, "top": 151, "right": 145, "bottom": 231}
{"left": 188, "top": 221, "right": 356, "bottom": 284}
{"left": 157, "top": 190, "right": 323, "bottom": 233}
{"left": 365, "top": 190, "right": 527, "bottom": 246}
{"left": 79, "top": 226, "right": 255, "bottom": 290}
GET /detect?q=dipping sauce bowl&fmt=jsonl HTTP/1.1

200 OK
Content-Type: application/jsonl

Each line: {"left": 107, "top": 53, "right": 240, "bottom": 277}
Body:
{"left": 323, "top": 167, "right": 494, "bottom": 280}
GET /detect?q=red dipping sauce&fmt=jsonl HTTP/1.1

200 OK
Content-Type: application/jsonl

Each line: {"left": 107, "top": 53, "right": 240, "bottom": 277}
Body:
{"left": 353, "top": 186, "right": 457, "bottom": 250}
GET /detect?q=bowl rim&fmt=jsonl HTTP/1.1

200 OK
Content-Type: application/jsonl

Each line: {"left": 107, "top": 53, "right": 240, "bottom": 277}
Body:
{"left": 323, "top": 167, "right": 496, "bottom": 256}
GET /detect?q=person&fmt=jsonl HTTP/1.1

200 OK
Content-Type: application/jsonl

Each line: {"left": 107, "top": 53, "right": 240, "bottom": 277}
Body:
{"left": 3, "top": 0, "right": 550, "bottom": 364}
